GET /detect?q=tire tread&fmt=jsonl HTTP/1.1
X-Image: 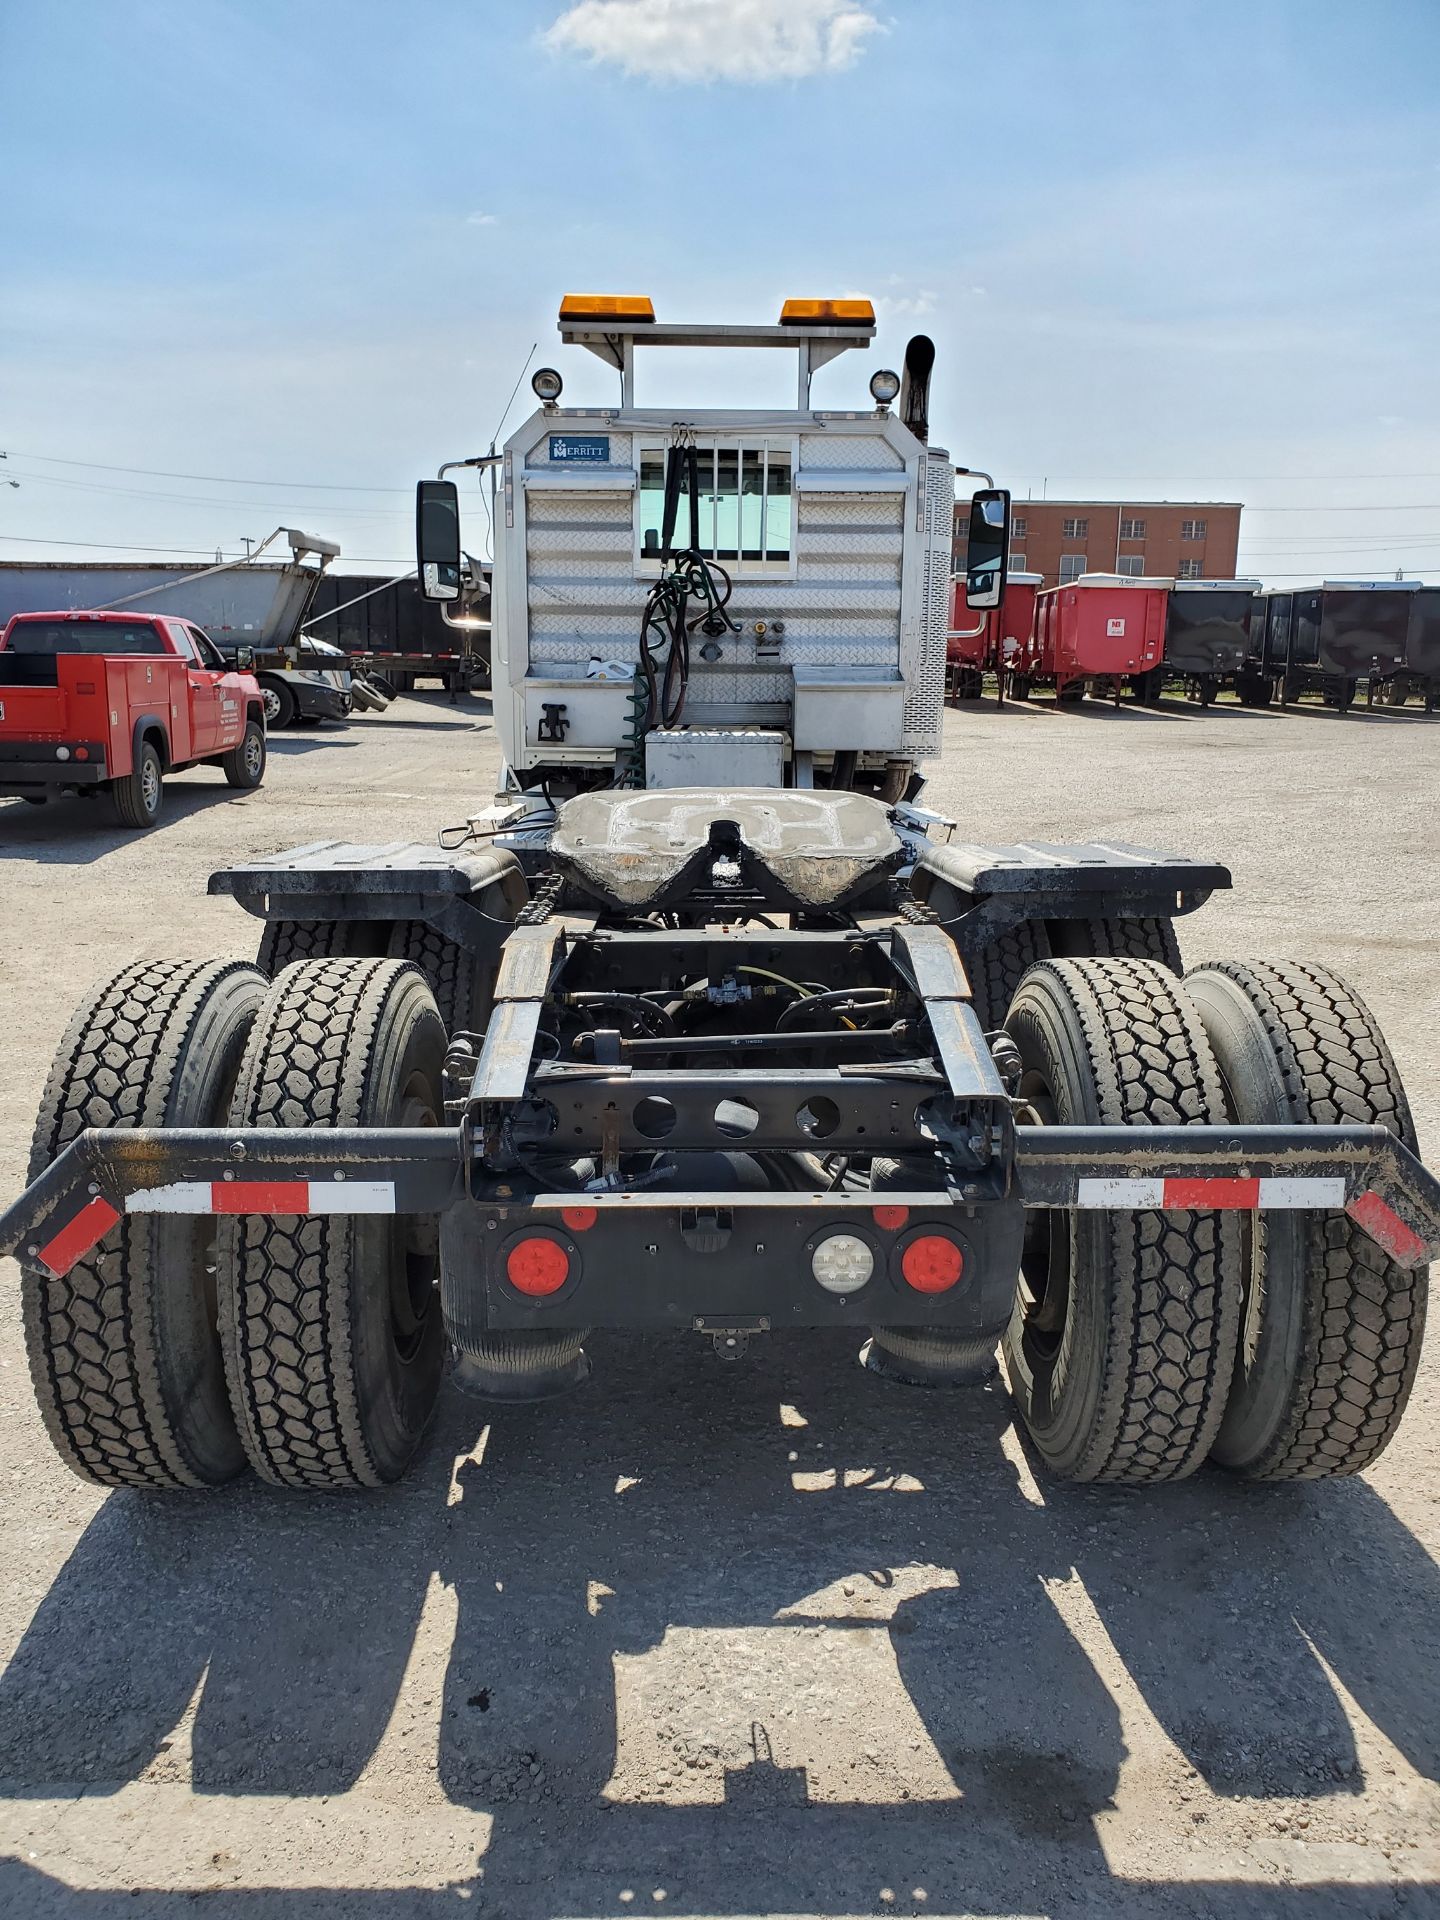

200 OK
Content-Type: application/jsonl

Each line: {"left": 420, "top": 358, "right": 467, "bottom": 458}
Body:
{"left": 23, "top": 959, "right": 260, "bottom": 1489}
{"left": 1191, "top": 959, "right": 1424, "bottom": 1478}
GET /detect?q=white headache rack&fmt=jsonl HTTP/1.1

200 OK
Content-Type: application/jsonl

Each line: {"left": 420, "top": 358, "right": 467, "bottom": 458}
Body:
{"left": 490, "top": 294, "right": 953, "bottom": 787}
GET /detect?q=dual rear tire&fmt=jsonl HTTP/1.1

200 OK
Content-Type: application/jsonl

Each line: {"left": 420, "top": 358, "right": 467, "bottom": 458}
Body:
{"left": 22, "top": 957, "right": 447, "bottom": 1492}
{"left": 1003, "top": 955, "right": 1426, "bottom": 1483}
{"left": 22, "top": 945, "right": 1426, "bottom": 1495}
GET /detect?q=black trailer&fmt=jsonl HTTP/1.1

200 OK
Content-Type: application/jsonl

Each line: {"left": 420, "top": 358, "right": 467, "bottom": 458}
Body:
{"left": 1162, "top": 579, "right": 1263, "bottom": 704}
{"left": 1263, "top": 582, "right": 1417, "bottom": 711}
{"left": 303, "top": 572, "right": 491, "bottom": 695}
{"left": 1379, "top": 585, "right": 1440, "bottom": 710}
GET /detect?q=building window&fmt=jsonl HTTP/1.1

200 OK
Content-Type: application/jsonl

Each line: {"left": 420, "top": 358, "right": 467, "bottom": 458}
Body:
{"left": 1062, "top": 516, "right": 1088, "bottom": 539}
{"left": 1119, "top": 517, "right": 1146, "bottom": 539}
{"left": 637, "top": 436, "right": 794, "bottom": 574}
{"left": 1180, "top": 518, "right": 1207, "bottom": 540}
{"left": 1012, "top": 516, "right": 1027, "bottom": 540}
{"left": 1059, "top": 554, "right": 1087, "bottom": 584}
{"left": 1176, "top": 559, "right": 1204, "bottom": 580}
{"left": 1117, "top": 555, "right": 1144, "bottom": 576}
{"left": 1010, "top": 552, "right": 1027, "bottom": 572}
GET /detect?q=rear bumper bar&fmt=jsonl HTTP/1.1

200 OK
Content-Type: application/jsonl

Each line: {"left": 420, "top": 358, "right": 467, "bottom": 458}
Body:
{"left": 3, "top": 1122, "right": 1437, "bottom": 1282}
{"left": 0, "top": 755, "right": 107, "bottom": 790}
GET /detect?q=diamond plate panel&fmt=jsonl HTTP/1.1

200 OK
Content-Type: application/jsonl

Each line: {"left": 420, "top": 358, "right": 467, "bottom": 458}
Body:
{"left": 795, "top": 555, "right": 901, "bottom": 586}
{"left": 798, "top": 497, "right": 904, "bottom": 528}
{"left": 529, "top": 558, "right": 640, "bottom": 584}
{"left": 799, "top": 434, "right": 905, "bottom": 470}
{"left": 526, "top": 526, "right": 632, "bottom": 556}
{"left": 795, "top": 529, "right": 903, "bottom": 559}
{"left": 901, "top": 456, "right": 953, "bottom": 757}
{"left": 525, "top": 494, "right": 632, "bottom": 527}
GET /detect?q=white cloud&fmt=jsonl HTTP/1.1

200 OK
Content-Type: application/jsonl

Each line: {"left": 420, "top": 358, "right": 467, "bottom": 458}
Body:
{"left": 543, "top": 0, "right": 883, "bottom": 84}
{"left": 876, "top": 288, "right": 937, "bottom": 321}
{"left": 466, "top": 211, "right": 499, "bottom": 226}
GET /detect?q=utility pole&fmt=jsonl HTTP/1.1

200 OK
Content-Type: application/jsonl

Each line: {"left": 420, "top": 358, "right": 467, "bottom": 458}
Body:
{"left": 241, "top": 536, "right": 257, "bottom": 559}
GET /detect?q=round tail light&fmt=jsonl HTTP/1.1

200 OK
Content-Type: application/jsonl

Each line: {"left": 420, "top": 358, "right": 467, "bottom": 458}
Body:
{"left": 506, "top": 1237, "right": 570, "bottom": 1297}
{"left": 811, "top": 1231, "right": 874, "bottom": 1295}
{"left": 900, "top": 1235, "right": 964, "bottom": 1294}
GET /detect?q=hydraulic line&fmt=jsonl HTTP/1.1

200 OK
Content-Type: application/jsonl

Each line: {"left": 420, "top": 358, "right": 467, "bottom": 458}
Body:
{"left": 618, "top": 432, "right": 738, "bottom": 784}
{"left": 776, "top": 989, "right": 897, "bottom": 1032}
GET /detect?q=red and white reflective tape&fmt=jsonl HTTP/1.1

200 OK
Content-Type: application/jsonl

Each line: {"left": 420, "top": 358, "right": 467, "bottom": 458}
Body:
{"left": 125, "top": 1179, "right": 397, "bottom": 1216}
{"left": 1075, "top": 1176, "right": 1346, "bottom": 1210}
{"left": 1073, "top": 1176, "right": 1428, "bottom": 1266}
{"left": 1346, "top": 1189, "right": 1429, "bottom": 1266}
{"left": 31, "top": 1181, "right": 396, "bottom": 1278}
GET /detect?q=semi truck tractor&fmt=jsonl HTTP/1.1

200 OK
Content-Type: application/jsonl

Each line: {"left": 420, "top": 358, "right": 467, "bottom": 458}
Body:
{"left": 3, "top": 294, "right": 1435, "bottom": 1498}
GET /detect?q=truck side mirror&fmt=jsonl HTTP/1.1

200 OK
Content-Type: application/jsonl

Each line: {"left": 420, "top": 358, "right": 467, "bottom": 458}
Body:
{"left": 964, "top": 487, "right": 1011, "bottom": 610}
{"left": 235, "top": 645, "right": 255, "bottom": 671}
{"left": 416, "top": 480, "right": 462, "bottom": 602}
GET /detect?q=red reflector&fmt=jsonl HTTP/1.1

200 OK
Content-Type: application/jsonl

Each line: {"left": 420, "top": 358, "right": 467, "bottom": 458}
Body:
{"left": 1163, "top": 1176, "right": 1259, "bottom": 1210}
{"left": 1347, "top": 1189, "right": 1428, "bottom": 1267}
{"left": 561, "top": 1206, "right": 597, "bottom": 1232}
{"left": 506, "top": 1237, "right": 570, "bottom": 1296}
{"left": 901, "top": 1235, "right": 964, "bottom": 1294}
{"left": 873, "top": 1205, "right": 909, "bottom": 1230}
{"left": 212, "top": 1180, "right": 310, "bottom": 1214}
{"left": 35, "top": 1195, "right": 122, "bottom": 1277}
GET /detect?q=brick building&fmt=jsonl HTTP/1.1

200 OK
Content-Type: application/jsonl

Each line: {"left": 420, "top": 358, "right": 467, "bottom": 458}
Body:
{"left": 953, "top": 499, "right": 1242, "bottom": 588}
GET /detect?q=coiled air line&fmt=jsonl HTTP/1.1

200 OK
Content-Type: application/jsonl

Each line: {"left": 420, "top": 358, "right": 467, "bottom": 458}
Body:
{"left": 617, "top": 430, "right": 739, "bottom": 787}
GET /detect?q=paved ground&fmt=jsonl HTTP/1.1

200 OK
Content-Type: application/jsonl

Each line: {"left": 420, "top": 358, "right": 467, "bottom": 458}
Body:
{"left": 0, "top": 691, "right": 1437, "bottom": 1918}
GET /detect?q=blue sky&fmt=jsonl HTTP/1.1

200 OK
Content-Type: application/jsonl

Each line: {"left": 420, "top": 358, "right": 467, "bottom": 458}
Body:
{"left": 2, "top": 0, "right": 1438, "bottom": 580}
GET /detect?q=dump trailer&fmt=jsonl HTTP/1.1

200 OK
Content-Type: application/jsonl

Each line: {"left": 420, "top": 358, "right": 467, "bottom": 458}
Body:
{"left": 1379, "top": 584, "right": 1440, "bottom": 711}
{"left": 1163, "top": 579, "right": 1263, "bottom": 705}
{"left": 0, "top": 536, "right": 390, "bottom": 728}
{"left": 1261, "top": 582, "right": 1418, "bottom": 710}
{"left": 1011, "top": 574, "right": 1171, "bottom": 704}
{"left": 302, "top": 570, "right": 491, "bottom": 695}
{"left": 4, "top": 293, "right": 1437, "bottom": 1500}
{"left": 946, "top": 571, "right": 1041, "bottom": 702}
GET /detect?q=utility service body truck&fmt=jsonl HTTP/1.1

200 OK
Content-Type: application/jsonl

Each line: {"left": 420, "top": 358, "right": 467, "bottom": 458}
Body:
{"left": 3, "top": 295, "right": 1437, "bottom": 1500}
{"left": 0, "top": 609, "right": 266, "bottom": 825}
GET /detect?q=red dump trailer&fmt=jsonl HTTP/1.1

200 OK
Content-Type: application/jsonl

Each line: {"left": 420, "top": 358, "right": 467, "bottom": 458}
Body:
{"left": 947, "top": 572, "right": 1042, "bottom": 700}
{"left": 1010, "top": 575, "right": 1171, "bottom": 704}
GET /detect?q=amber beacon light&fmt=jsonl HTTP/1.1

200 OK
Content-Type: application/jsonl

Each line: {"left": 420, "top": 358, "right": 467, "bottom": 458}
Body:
{"left": 559, "top": 294, "right": 656, "bottom": 323}
{"left": 779, "top": 298, "right": 876, "bottom": 327}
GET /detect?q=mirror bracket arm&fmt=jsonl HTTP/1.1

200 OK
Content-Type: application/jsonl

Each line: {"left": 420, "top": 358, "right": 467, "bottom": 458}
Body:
{"left": 438, "top": 454, "right": 504, "bottom": 481}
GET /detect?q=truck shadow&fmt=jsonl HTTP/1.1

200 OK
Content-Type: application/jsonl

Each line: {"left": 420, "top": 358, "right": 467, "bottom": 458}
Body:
{"left": 0, "top": 1329, "right": 1435, "bottom": 1914}
{"left": 263, "top": 734, "right": 365, "bottom": 754}
{"left": 0, "top": 780, "right": 273, "bottom": 865}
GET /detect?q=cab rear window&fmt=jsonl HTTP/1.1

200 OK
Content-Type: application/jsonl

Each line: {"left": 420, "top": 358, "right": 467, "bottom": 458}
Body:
{"left": 4, "top": 620, "right": 168, "bottom": 656}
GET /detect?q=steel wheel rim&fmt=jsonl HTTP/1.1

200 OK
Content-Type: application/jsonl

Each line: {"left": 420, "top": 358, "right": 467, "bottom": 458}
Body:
{"left": 261, "top": 688, "right": 282, "bottom": 722}
{"left": 1015, "top": 1074, "right": 1071, "bottom": 1364}
{"left": 388, "top": 1077, "right": 439, "bottom": 1360}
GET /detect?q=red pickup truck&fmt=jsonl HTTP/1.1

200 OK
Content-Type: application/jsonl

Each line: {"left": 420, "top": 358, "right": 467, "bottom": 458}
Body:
{"left": 0, "top": 610, "right": 267, "bottom": 827}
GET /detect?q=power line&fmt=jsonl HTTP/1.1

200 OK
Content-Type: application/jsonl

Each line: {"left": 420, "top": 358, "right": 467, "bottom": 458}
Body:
{"left": 1006, "top": 472, "right": 1440, "bottom": 484}
{"left": 0, "top": 534, "right": 412, "bottom": 565}
{"left": 2, "top": 466, "right": 409, "bottom": 520}
{"left": 2, "top": 449, "right": 410, "bottom": 494}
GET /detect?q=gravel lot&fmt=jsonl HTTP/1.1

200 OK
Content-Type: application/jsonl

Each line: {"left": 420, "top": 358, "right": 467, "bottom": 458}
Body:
{"left": 0, "top": 691, "right": 1437, "bottom": 1918}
